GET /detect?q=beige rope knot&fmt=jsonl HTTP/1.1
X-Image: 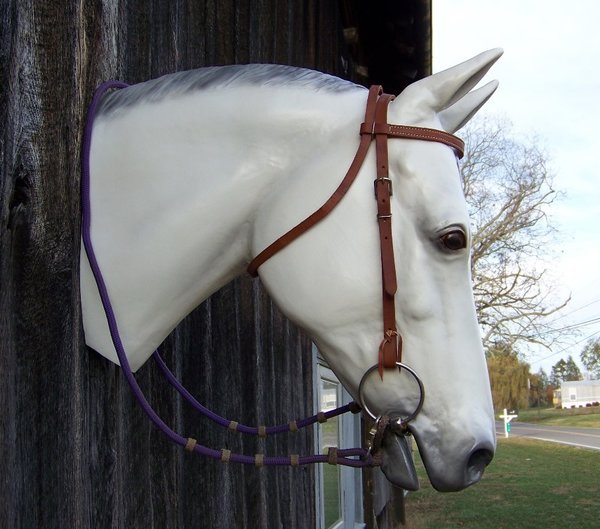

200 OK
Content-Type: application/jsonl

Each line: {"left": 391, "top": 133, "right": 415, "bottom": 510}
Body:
{"left": 228, "top": 420, "right": 239, "bottom": 433}
{"left": 327, "top": 447, "right": 338, "bottom": 465}
{"left": 184, "top": 437, "right": 197, "bottom": 453}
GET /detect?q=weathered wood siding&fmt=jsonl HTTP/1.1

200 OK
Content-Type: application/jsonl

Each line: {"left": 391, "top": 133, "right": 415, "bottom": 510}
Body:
{"left": 0, "top": 2, "right": 355, "bottom": 528}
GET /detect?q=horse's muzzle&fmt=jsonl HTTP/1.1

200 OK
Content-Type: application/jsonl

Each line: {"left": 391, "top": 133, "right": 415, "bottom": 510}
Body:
{"left": 425, "top": 441, "right": 495, "bottom": 492}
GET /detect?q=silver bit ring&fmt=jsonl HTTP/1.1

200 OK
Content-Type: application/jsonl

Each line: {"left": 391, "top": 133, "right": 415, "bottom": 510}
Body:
{"left": 357, "top": 362, "right": 425, "bottom": 423}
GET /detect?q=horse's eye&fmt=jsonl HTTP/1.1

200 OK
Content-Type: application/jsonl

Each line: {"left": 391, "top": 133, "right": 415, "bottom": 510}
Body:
{"left": 440, "top": 229, "right": 467, "bottom": 251}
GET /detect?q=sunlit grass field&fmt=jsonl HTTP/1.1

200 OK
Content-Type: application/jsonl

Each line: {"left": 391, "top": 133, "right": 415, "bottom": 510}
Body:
{"left": 404, "top": 437, "right": 600, "bottom": 529}
{"left": 515, "top": 406, "right": 600, "bottom": 428}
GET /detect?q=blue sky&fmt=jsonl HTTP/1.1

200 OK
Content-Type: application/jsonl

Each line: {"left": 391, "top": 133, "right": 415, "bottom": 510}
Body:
{"left": 433, "top": 0, "right": 600, "bottom": 375}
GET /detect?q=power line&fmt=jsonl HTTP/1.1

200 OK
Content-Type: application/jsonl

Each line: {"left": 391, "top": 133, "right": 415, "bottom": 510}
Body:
{"left": 543, "top": 315, "right": 600, "bottom": 333}
{"left": 529, "top": 329, "right": 600, "bottom": 366}
{"left": 546, "top": 298, "right": 600, "bottom": 324}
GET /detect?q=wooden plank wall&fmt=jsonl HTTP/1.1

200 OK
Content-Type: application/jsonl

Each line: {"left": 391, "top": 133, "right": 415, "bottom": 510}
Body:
{"left": 0, "top": 1, "right": 355, "bottom": 527}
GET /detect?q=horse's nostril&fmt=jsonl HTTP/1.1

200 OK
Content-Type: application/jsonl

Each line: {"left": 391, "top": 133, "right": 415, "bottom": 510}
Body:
{"left": 466, "top": 447, "right": 494, "bottom": 484}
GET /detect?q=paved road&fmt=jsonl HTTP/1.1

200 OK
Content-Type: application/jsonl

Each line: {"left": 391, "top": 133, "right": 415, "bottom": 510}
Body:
{"left": 496, "top": 421, "right": 600, "bottom": 451}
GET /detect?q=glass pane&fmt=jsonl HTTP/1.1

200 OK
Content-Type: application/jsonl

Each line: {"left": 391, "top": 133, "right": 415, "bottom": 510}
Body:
{"left": 320, "top": 378, "right": 341, "bottom": 528}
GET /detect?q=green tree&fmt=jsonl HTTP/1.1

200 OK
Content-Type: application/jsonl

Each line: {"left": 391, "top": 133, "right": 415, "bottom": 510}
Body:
{"left": 550, "top": 358, "right": 568, "bottom": 385}
{"left": 486, "top": 343, "right": 530, "bottom": 411}
{"left": 564, "top": 355, "right": 583, "bottom": 381}
{"left": 580, "top": 338, "right": 600, "bottom": 379}
{"left": 550, "top": 355, "right": 583, "bottom": 385}
{"left": 529, "top": 368, "right": 549, "bottom": 407}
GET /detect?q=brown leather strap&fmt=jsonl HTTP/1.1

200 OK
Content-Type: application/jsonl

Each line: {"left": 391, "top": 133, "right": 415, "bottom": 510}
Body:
{"left": 359, "top": 123, "right": 464, "bottom": 159}
{"left": 373, "top": 95, "right": 401, "bottom": 375}
{"left": 247, "top": 85, "right": 382, "bottom": 277}
{"left": 369, "top": 415, "right": 391, "bottom": 455}
{"left": 374, "top": 94, "right": 397, "bottom": 297}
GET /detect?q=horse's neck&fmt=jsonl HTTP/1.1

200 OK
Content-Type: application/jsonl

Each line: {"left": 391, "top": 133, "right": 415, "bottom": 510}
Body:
{"left": 82, "top": 85, "right": 365, "bottom": 368}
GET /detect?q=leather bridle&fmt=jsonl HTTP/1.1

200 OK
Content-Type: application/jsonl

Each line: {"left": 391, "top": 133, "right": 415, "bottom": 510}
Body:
{"left": 247, "top": 85, "right": 464, "bottom": 378}
{"left": 82, "top": 81, "right": 464, "bottom": 467}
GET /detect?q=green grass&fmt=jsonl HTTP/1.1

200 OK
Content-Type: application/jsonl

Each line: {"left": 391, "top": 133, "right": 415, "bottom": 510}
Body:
{"left": 404, "top": 438, "right": 600, "bottom": 529}
{"left": 514, "top": 406, "right": 600, "bottom": 428}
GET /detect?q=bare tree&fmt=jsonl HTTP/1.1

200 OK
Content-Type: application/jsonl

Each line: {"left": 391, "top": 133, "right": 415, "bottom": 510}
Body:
{"left": 461, "top": 116, "right": 570, "bottom": 353}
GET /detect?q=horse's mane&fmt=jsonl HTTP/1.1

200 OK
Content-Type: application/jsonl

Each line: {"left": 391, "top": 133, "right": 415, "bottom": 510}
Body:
{"left": 97, "top": 64, "right": 363, "bottom": 116}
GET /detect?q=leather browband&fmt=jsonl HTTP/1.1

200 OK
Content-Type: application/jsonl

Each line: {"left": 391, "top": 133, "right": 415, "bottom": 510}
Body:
{"left": 361, "top": 123, "right": 464, "bottom": 159}
{"left": 246, "top": 86, "right": 464, "bottom": 374}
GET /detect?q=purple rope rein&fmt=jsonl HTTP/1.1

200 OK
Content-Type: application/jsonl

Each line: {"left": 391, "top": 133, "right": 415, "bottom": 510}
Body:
{"left": 81, "top": 80, "right": 375, "bottom": 467}
{"left": 152, "top": 350, "right": 361, "bottom": 435}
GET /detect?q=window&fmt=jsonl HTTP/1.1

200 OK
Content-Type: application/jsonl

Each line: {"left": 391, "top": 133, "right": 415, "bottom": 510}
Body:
{"left": 314, "top": 345, "right": 365, "bottom": 529}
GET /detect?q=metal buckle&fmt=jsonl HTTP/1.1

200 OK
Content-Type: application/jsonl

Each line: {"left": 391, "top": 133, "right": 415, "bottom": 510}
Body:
{"left": 374, "top": 176, "right": 393, "bottom": 196}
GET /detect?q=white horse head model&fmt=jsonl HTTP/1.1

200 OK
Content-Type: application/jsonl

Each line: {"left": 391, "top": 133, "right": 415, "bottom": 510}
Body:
{"left": 81, "top": 49, "right": 503, "bottom": 492}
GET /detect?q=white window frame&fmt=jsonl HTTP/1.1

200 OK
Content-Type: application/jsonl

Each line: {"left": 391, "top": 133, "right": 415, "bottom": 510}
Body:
{"left": 313, "top": 345, "right": 365, "bottom": 529}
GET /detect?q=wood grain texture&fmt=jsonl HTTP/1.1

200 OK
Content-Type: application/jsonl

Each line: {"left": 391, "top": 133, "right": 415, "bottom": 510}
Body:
{"left": 0, "top": 1, "right": 354, "bottom": 527}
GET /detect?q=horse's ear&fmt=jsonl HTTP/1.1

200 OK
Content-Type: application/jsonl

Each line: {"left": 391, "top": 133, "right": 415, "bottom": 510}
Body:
{"left": 392, "top": 48, "right": 503, "bottom": 127}
{"left": 438, "top": 80, "right": 499, "bottom": 133}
